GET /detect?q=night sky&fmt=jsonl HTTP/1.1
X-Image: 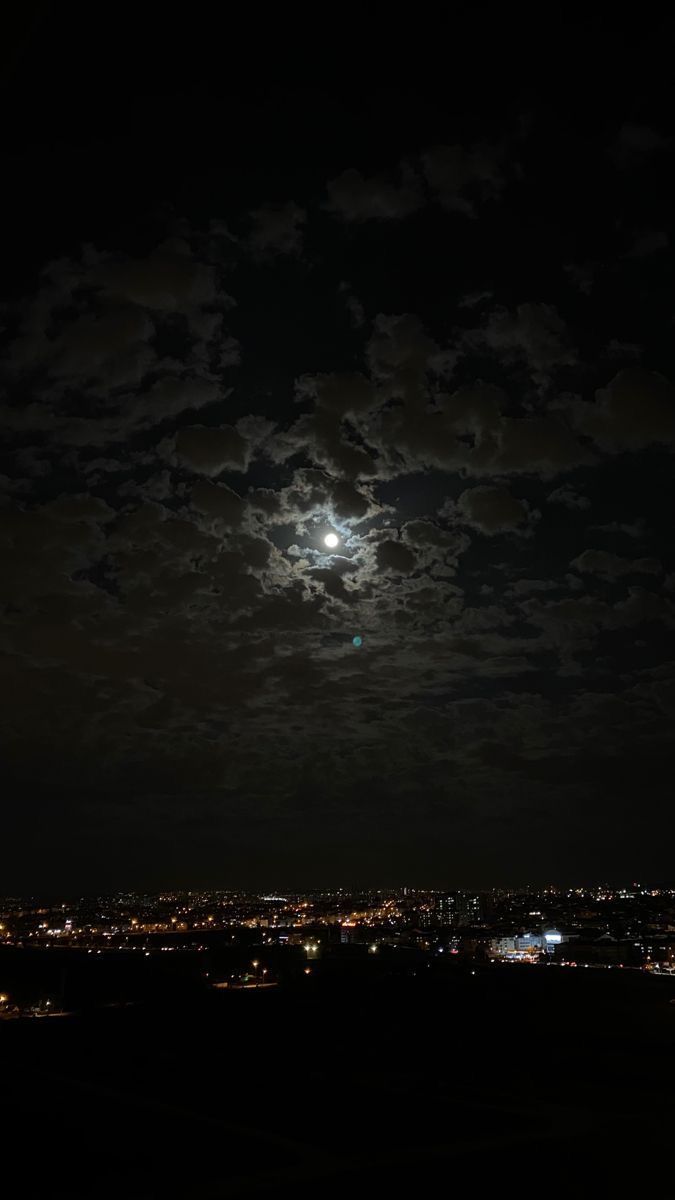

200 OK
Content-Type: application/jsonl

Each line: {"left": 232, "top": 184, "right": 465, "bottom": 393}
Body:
{"left": 3, "top": 8, "right": 675, "bottom": 892}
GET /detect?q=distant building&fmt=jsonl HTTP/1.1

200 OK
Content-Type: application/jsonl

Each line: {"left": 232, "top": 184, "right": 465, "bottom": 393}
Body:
{"left": 491, "top": 936, "right": 517, "bottom": 956}
{"left": 554, "top": 936, "right": 640, "bottom": 967}
{"left": 436, "top": 895, "right": 457, "bottom": 926}
{"left": 543, "top": 929, "right": 565, "bottom": 952}
{"left": 418, "top": 905, "right": 436, "bottom": 929}
{"left": 515, "top": 933, "right": 544, "bottom": 952}
{"left": 434, "top": 892, "right": 482, "bottom": 927}
{"left": 456, "top": 893, "right": 482, "bottom": 926}
{"left": 490, "top": 929, "right": 567, "bottom": 961}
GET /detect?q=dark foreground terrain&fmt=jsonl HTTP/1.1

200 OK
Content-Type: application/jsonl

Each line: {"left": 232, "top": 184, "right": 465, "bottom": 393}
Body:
{"left": 2, "top": 962, "right": 675, "bottom": 1198}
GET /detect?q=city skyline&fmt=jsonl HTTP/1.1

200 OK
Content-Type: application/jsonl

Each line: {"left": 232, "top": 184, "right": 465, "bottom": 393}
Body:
{"left": 4, "top": 879, "right": 675, "bottom": 982}
{"left": 2, "top": 875, "right": 674, "bottom": 901}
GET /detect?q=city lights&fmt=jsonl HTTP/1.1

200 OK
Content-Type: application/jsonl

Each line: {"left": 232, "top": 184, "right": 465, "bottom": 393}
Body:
{"left": 1, "top": 881, "right": 674, "bottom": 1018}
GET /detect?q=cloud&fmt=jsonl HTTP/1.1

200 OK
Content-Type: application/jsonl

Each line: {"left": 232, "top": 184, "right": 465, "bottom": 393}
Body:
{"left": 611, "top": 123, "right": 672, "bottom": 167}
{"left": 303, "top": 372, "right": 378, "bottom": 418}
{"left": 98, "top": 238, "right": 217, "bottom": 309}
{"left": 402, "top": 520, "right": 470, "bottom": 556}
{"left": 57, "top": 377, "right": 228, "bottom": 449}
{"left": 443, "top": 486, "right": 534, "bottom": 535}
{"left": 570, "top": 549, "right": 662, "bottom": 581}
{"left": 0, "top": 504, "right": 112, "bottom": 605}
{"left": 0, "top": 235, "right": 240, "bottom": 452}
{"left": 338, "top": 282, "right": 365, "bottom": 328}
{"left": 171, "top": 422, "right": 250, "bottom": 475}
{"left": 473, "top": 302, "right": 577, "bottom": 382}
{"left": 421, "top": 142, "right": 505, "bottom": 215}
{"left": 249, "top": 469, "right": 385, "bottom": 532}
{"left": 375, "top": 538, "right": 416, "bottom": 574}
{"left": 564, "top": 262, "right": 595, "bottom": 295}
{"left": 367, "top": 312, "right": 444, "bottom": 382}
{"left": 118, "top": 470, "right": 175, "bottom": 502}
{"left": 477, "top": 416, "right": 592, "bottom": 476}
{"left": 342, "top": 313, "right": 590, "bottom": 479}
{"left": 269, "top": 374, "right": 380, "bottom": 479}
{"left": 307, "top": 567, "right": 358, "bottom": 605}
{"left": 520, "top": 594, "right": 614, "bottom": 644}
{"left": 248, "top": 201, "right": 306, "bottom": 256}
{"left": 255, "top": 308, "right": 591, "bottom": 486}
{"left": 49, "top": 306, "right": 155, "bottom": 385}
{"left": 548, "top": 486, "right": 590, "bottom": 510}
{"left": 325, "top": 164, "right": 423, "bottom": 221}
{"left": 613, "top": 587, "right": 675, "bottom": 629}
{"left": 589, "top": 520, "right": 647, "bottom": 539}
{"left": 190, "top": 481, "right": 245, "bottom": 526}
{"left": 522, "top": 585, "right": 675, "bottom": 652}
{"left": 506, "top": 578, "right": 561, "bottom": 598}
{"left": 41, "top": 494, "right": 117, "bottom": 524}
{"left": 625, "top": 230, "right": 669, "bottom": 258}
{"left": 572, "top": 369, "right": 675, "bottom": 451}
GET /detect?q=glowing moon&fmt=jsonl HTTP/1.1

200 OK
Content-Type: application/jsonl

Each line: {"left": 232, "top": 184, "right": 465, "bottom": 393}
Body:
{"left": 324, "top": 532, "right": 339, "bottom": 549}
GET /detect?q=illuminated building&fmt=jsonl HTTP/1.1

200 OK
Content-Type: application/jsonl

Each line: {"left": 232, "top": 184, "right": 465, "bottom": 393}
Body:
{"left": 455, "top": 893, "right": 482, "bottom": 926}
{"left": 436, "top": 895, "right": 457, "bottom": 926}
{"left": 543, "top": 929, "right": 564, "bottom": 952}
{"left": 435, "top": 892, "right": 482, "bottom": 927}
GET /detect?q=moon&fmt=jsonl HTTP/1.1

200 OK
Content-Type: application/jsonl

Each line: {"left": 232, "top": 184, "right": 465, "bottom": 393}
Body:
{"left": 324, "top": 532, "right": 339, "bottom": 549}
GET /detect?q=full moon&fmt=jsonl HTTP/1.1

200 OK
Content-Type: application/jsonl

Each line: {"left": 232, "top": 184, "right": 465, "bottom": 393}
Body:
{"left": 324, "top": 532, "right": 339, "bottom": 549}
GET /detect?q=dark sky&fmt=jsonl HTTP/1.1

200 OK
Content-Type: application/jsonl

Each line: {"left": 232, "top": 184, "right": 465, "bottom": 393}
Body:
{"left": 2, "top": 7, "right": 675, "bottom": 892}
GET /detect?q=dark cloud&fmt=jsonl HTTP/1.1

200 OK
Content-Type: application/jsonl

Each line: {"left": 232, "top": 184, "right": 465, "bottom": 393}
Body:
{"left": 443, "top": 486, "right": 535, "bottom": 535}
{"left": 421, "top": 141, "right": 506, "bottom": 215}
{"left": 375, "top": 538, "right": 417, "bottom": 574}
{"left": 548, "top": 486, "right": 590, "bottom": 510}
{"left": 98, "top": 239, "right": 218, "bottom": 309}
{"left": 572, "top": 369, "right": 675, "bottom": 451}
{"left": 171, "top": 422, "right": 250, "bottom": 475}
{"left": 611, "top": 123, "right": 672, "bottom": 166}
{"left": 338, "top": 281, "right": 366, "bottom": 328}
{"left": 473, "top": 302, "right": 577, "bottom": 383}
{"left": 190, "top": 480, "right": 245, "bottom": 526}
{"left": 248, "top": 201, "right": 306, "bottom": 257}
{"left": 570, "top": 549, "right": 662, "bottom": 581}
{"left": 590, "top": 519, "right": 647, "bottom": 539}
{"left": 325, "top": 164, "right": 423, "bottom": 221}
{"left": 0, "top": 236, "right": 240, "bottom": 455}
{"left": 625, "top": 229, "right": 669, "bottom": 258}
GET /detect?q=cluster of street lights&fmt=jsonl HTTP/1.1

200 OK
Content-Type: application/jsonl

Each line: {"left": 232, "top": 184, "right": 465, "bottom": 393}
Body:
{"left": 250, "top": 959, "right": 268, "bottom": 984}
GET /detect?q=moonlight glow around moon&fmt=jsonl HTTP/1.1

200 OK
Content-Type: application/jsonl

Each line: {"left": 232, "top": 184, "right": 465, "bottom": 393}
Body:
{"left": 324, "top": 532, "right": 339, "bottom": 549}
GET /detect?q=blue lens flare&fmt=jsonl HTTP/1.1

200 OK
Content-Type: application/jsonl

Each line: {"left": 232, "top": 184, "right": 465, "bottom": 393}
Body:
{"left": 352, "top": 635, "right": 363, "bottom": 648}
